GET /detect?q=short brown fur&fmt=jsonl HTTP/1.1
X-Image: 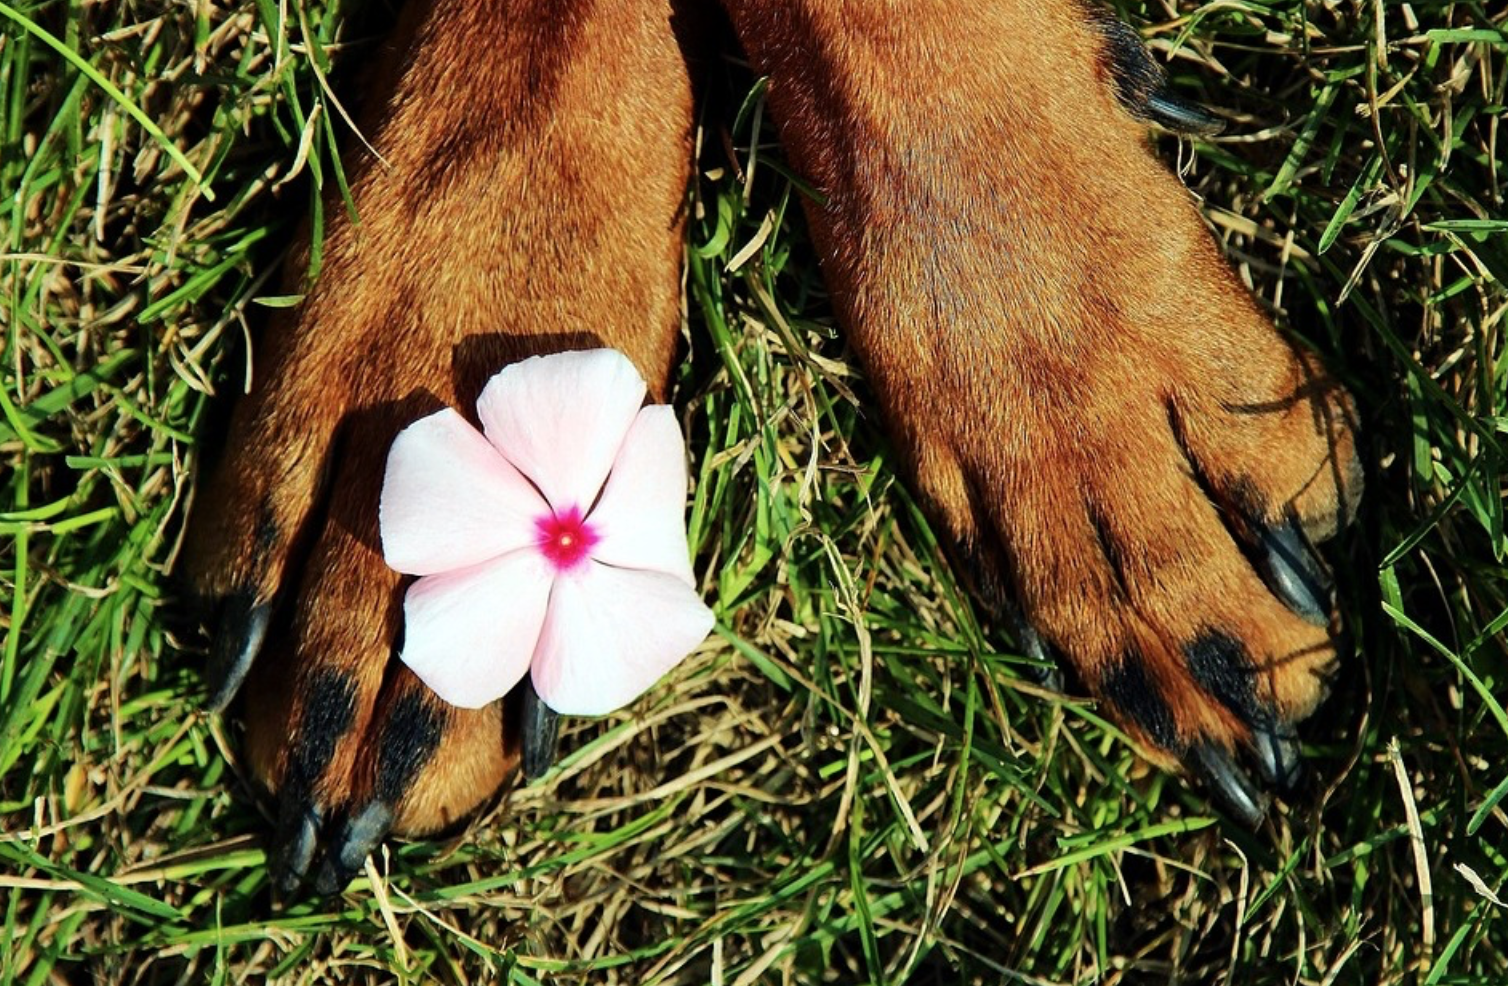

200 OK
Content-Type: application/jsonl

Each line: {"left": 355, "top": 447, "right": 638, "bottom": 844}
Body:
{"left": 191, "top": 0, "right": 1360, "bottom": 875}
{"left": 722, "top": 0, "right": 1358, "bottom": 755}
{"left": 191, "top": 0, "right": 696, "bottom": 837}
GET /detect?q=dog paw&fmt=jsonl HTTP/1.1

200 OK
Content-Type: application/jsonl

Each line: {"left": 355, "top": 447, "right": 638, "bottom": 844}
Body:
{"left": 187, "top": 0, "right": 693, "bottom": 892}
{"left": 901, "top": 307, "right": 1359, "bottom": 822}
{"left": 726, "top": 0, "right": 1362, "bottom": 821}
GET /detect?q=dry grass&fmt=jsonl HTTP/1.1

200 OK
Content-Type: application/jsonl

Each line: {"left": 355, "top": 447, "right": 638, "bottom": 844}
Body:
{"left": 1, "top": 0, "right": 1505, "bottom": 983}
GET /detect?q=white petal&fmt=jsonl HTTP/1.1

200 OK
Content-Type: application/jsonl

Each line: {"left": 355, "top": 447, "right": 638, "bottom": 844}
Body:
{"left": 530, "top": 563, "right": 714, "bottom": 716}
{"left": 399, "top": 551, "right": 553, "bottom": 709}
{"left": 587, "top": 406, "right": 695, "bottom": 585}
{"left": 476, "top": 350, "right": 647, "bottom": 512}
{"left": 380, "top": 408, "right": 548, "bottom": 576}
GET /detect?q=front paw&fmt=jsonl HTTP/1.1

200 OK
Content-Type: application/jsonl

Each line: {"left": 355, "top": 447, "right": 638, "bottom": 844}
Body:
{"left": 190, "top": 372, "right": 523, "bottom": 892}
{"left": 915, "top": 337, "right": 1360, "bottom": 823}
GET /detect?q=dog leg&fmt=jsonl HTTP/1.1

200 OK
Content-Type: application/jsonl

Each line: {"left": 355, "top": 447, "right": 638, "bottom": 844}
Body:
{"left": 723, "top": 0, "right": 1361, "bottom": 820}
{"left": 189, "top": 0, "right": 696, "bottom": 891}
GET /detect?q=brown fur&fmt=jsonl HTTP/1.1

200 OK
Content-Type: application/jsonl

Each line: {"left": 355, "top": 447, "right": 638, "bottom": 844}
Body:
{"left": 191, "top": 0, "right": 695, "bottom": 838}
{"left": 190, "top": 0, "right": 1360, "bottom": 868}
{"left": 722, "top": 0, "right": 1359, "bottom": 756}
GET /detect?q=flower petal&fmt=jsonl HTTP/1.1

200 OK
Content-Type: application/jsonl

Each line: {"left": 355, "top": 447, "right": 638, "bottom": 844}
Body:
{"left": 399, "top": 551, "right": 553, "bottom": 709}
{"left": 530, "top": 563, "right": 714, "bottom": 716}
{"left": 381, "top": 408, "right": 548, "bottom": 576}
{"left": 475, "top": 350, "right": 647, "bottom": 512}
{"left": 587, "top": 405, "right": 695, "bottom": 585}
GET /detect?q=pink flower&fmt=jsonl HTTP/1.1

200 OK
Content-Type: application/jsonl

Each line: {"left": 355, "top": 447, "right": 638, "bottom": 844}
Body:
{"left": 378, "top": 350, "right": 715, "bottom": 716}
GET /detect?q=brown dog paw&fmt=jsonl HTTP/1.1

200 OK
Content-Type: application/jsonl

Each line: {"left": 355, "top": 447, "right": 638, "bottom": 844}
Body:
{"left": 188, "top": 0, "right": 694, "bottom": 892}
{"left": 725, "top": 0, "right": 1362, "bottom": 821}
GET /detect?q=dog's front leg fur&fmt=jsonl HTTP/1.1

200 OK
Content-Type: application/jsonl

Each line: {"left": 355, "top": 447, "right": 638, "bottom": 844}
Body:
{"left": 722, "top": 0, "right": 1362, "bottom": 818}
{"left": 189, "top": 0, "right": 696, "bottom": 892}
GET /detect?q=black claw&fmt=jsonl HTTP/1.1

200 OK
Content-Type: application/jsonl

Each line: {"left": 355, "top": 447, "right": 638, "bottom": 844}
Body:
{"left": 1250, "top": 724, "right": 1305, "bottom": 794}
{"left": 522, "top": 682, "right": 562, "bottom": 780}
{"left": 314, "top": 801, "right": 395, "bottom": 896}
{"left": 1191, "top": 743, "right": 1268, "bottom": 827}
{"left": 206, "top": 591, "right": 270, "bottom": 711}
{"left": 270, "top": 804, "right": 323, "bottom": 895}
{"left": 1257, "top": 518, "right": 1333, "bottom": 627}
{"left": 1094, "top": 13, "right": 1227, "bottom": 137}
{"left": 1142, "top": 92, "right": 1226, "bottom": 136}
{"left": 1008, "top": 608, "right": 1065, "bottom": 692}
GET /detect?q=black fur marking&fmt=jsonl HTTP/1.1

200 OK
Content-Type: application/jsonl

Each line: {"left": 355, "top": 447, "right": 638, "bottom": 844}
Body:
{"left": 1166, "top": 400, "right": 1289, "bottom": 596}
{"left": 1005, "top": 603, "right": 1065, "bottom": 692}
{"left": 373, "top": 689, "right": 445, "bottom": 806}
{"left": 1185, "top": 630, "right": 1270, "bottom": 727}
{"left": 205, "top": 590, "right": 270, "bottom": 712}
{"left": 1101, "top": 657, "right": 1180, "bottom": 751}
{"left": 1092, "top": 13, "right": 1226, "bottom": 136}
{"left": 1087, "top": 503, "right": 1132, "bottom": 600}
{"left": 253, "top": 502, "right": 281, "bottom": 562}
{"left": 1186, "top": 633, "right": 1310, "bottom": 792}
{"left": 307, "top": 690, "right": 443, "bottom": 894}
{"left": 949, "top": 532, "right": 1013, "bottom": 618}
{"left": 271, "top": 670, "right": 357, "bottom": 891}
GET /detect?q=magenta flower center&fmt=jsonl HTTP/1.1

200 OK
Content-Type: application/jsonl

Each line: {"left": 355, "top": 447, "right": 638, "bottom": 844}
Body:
{"left": 535, "top": 505, "right": 599, "bottom": 572}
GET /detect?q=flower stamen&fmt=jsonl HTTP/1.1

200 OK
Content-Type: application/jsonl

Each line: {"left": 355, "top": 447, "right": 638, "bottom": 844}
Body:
{"left": 535, "top": 505, "right": 599, "bottom": 572}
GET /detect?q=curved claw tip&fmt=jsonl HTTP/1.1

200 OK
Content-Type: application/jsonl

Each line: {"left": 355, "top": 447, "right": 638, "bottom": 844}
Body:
{"left": 1143, "top": 92, "right": 1227, "bottom": 136}
{"left": 1251, "top": 725, "right": 1305, "bottom": 794}
{"left": 1092, "top": 13, "right": 1227, "bottom": 138}
{"left": 271, "top": 805, "right": 322, "bottom": 895}
{"left": 1258, "top": 518, "right": 1333, "bottom": 627}
{"left": 1191, "top": 743, "right": 1269, "bottom": 827}
{"left": 522, "top": 683, "right": 562, "bottom": 780}
{"left": 315, "top": 801, "right": 395, "bottom": 896}
{"left": 207, "top": 592, "right": 270, "bottom": 711}
{"left": 1009, "top": 609, "right": 1065, "bottom": 692}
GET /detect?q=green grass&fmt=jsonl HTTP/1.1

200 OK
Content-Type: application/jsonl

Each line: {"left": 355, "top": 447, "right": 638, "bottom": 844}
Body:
{"left": 2, "top": 0, "right": 1506, "bottom": 982}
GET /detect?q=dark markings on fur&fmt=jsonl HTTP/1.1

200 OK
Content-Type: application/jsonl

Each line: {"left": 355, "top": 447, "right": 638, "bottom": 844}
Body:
{"left": 1087, "top": 502, "right": 1132, "bottom": 600}
{"left": 1090, "top": 13, "right": 1225, "bottom": 136}
{"left": 373, "top": 688, "right": 446, "bottom": 806}
{"left": 950, "top": 534, "right": 1012, "bottom": 617}
{"left": 1169, "top": 400, "right": 1336, "bottom": 624}
{"left": 1101, "top": 657, "right": 1180, "bottom": 751}
{"left": 253, "top": 502, "right": 281, "bottom": 564}
{"left": 1224, "top": 477, "right": 1269, "bottom": 530}
{"left": 1185, "top": 630, "right": 1270, "bottom": 726}
{"left": 308, "top": 689, "right": 445, "bottom": 893}
{"left": 271, "top": 669, "right": 357, "bottom": 889}
{"left": 412, "top": 1, "right": 601, "bottom": 194}
{"left": 1006, "top": 604, "right": 1066, "bottom": 692}
{"left": 1166, "top": 400, "right": 1267, "bottom": 551}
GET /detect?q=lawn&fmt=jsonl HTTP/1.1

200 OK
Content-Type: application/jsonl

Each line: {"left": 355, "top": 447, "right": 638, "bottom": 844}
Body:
{"left": 1, "top": 0, "right": 1505, "bottom": 983}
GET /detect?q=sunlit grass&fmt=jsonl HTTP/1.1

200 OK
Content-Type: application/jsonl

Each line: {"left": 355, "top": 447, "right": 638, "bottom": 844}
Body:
{"left": 1, "top": 1, "right": 1504, "bottom": 982}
